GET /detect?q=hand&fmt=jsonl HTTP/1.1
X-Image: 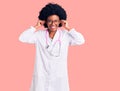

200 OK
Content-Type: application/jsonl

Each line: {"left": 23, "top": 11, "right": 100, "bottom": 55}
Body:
{"left": 60, "top": 20, "right": 72, "bottom": 31}
{"left": 34, "top": 20, "right": 45, "bottom": 29}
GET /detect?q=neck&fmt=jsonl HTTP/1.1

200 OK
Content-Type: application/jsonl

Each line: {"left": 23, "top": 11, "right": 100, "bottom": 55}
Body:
{"left": 48, "top": 30, "right": 57, "bottom": 39}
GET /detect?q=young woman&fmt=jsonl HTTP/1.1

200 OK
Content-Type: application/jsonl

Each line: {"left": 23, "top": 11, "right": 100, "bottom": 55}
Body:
{"left": 19, "top": 3, "right": 85, "bottom": 91}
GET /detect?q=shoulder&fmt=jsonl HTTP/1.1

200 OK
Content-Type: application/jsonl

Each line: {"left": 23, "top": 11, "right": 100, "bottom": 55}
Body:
{"left": 59, "top": 28, "right": 68, "bottom": 35}
{"left": 58, "top": 29, "right": 70, "bottom": 41}
{"left": 35, "top": 29, "right": 46, "bottom": 35}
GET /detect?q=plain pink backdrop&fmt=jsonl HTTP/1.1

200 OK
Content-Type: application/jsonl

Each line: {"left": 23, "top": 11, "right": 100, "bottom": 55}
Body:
{"left": 0, "top": 0, "right": 120, "bottom": 91}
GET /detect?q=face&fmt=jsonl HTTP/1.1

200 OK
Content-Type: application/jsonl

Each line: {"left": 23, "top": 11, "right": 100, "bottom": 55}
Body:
{"left": 46, "top": 15, "right": 60, "bottom": 32}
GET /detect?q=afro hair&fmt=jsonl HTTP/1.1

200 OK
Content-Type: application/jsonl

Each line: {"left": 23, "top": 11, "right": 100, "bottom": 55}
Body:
{"left": 38, "top": 3, "right": 67, "bottom": 28}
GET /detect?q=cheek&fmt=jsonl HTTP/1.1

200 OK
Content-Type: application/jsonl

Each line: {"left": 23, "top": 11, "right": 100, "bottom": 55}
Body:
{"left": 56, "top": 23, "right": 61, "bottom": 27}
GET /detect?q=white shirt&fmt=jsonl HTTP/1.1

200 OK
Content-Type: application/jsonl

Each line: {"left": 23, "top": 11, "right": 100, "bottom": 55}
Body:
{"left": 19, "top": 26, "right": 85, "bottom": 91}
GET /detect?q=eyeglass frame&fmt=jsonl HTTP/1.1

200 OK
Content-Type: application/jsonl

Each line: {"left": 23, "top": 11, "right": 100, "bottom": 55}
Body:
{"left": 46, "top": 19, "right": 60, "bottom": 24}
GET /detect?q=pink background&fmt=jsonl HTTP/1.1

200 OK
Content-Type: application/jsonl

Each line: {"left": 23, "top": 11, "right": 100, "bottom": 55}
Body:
{"left": 0, "top": 0, "right": 120, "bottom": 91}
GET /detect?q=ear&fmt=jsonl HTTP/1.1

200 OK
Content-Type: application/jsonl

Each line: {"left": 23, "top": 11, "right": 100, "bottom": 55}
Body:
{"left": 57, "top": 20, "right": 61, "bottom": 27}
{"left": 59, "top": 23, "right": 62, "bottom": 27}
{"left": 44, "top": 23, "right": 48, "bottom": 28}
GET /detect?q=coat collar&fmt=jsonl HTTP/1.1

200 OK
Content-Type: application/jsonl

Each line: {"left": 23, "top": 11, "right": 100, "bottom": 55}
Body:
{"left": 46, "top": 29, "right": 60, "bottom": 46}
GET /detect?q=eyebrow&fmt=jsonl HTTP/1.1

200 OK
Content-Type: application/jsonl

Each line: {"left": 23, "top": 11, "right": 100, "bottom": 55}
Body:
{"left": 47, "top": 19, "right": 60, "bottom": 21}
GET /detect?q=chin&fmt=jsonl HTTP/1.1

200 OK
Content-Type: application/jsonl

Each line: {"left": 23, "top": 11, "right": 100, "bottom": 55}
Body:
{"left": 49, "top": 28, "right": 58, "bottom": 32}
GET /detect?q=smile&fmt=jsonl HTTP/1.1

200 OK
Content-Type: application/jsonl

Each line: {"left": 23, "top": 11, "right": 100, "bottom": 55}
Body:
{"left": 50, "top": 26, "right": 56, "bottom": 29}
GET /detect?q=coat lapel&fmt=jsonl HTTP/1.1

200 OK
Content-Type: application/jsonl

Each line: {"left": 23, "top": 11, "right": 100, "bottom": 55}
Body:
{"left": 46, "top": 29, "right": 59, "bottom": 51}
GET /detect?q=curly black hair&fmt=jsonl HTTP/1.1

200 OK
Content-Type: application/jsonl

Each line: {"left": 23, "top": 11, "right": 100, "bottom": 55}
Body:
{"left": 38, "top": 3, "right": 67, "bottom": 28}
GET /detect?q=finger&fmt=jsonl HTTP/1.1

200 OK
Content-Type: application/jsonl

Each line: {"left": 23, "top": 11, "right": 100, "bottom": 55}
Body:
{"left": 60, "top": 20, "right": 65, "bottom": 24}
{"left": 38, "top": 20, "right": 45, "bottom": 26}
{"left": 61, "top": 19, "right": 66, "bottom": 21}
{"left": 61, "top": 21, "right": 65, "bottom": 24}
{"left": 38, "top": 19, "right": 42, "bottom": 23}
{"left": 42, "top": 20, "right": 45, "bottom": 24}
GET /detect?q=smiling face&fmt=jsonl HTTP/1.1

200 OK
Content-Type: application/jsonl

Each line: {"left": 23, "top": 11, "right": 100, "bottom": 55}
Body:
{"left": 46, "top": 15, "right": 60, "bottom": 32}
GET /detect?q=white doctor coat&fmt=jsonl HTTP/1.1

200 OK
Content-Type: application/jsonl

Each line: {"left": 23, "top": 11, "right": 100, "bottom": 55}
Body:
{"left": 19, "top": 26, "right": 85, "bottom": 91}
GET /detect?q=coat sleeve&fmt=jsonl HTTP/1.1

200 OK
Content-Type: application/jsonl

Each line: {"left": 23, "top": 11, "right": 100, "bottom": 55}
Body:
{"left": 67, "top": 28, "right": 85, "bottom": 46}
{"left": 19, "top": 26, "right": 38, "bottom": 44}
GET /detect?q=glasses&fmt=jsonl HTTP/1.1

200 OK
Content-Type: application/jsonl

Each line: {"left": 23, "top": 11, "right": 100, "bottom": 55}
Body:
{"left": 47, "top": 20, "right": 60, "bottom": 24}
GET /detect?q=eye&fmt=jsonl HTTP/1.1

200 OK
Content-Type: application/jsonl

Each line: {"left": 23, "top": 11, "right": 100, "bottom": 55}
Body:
{"left": 47, "top": 20, "right": 52, "bottom": 23}
{"left": 47, "top": 20, "right": 60, "bottom": 24}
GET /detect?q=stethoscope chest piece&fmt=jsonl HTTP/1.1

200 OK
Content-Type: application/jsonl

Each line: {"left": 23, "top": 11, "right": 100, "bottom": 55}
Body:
{"left": 46, "top": 45, "right": 49, "bottom": 49}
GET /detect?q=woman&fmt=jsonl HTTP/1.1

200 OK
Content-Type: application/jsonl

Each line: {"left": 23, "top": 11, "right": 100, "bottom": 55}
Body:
{"left": 19, "top": 3, "right": 85, "bottom": 91}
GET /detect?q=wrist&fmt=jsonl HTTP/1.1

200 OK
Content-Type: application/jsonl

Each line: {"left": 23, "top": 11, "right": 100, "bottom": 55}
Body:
{"left": 65, "top": 27, "right": 72, "bottom": 31}
{"left": 34, "top": 25, "right": 39, "bottom": 29}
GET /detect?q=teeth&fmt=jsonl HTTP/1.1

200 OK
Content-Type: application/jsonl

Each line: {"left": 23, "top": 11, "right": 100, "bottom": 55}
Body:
{"left": 51, "top": 26, "right": 56, "bottom": 28}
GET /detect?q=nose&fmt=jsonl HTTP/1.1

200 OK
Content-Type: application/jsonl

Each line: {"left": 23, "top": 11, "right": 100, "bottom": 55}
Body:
{"left": 51, "top": 21, "right": 56, "bottom": 25}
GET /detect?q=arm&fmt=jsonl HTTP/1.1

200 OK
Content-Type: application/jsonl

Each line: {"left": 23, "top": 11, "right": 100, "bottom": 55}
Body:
{"left": 60, "top": 20, "right": 85, "bottom": 46}
{"left": 19, "top": 20, "right": 45, "bottom": 44}
{"left": 19, "top": 26, "right": 37, "bottom": 44}
{"left": 67, "top": 28, "right": 85, "bottom": 46}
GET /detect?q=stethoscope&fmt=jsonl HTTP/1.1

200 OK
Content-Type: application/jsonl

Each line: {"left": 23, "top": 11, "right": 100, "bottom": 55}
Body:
{"left": 45, "top": 29, "right": 61, "bottom": 57}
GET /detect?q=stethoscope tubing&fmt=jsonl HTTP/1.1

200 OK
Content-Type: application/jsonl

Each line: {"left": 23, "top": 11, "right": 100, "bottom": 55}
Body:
{"left": 45, "top": 29, "right": 61, "bottom": 57}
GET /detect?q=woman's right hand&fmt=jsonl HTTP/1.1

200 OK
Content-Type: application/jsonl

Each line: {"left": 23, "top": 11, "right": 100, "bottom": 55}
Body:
{"left": 34, "top": 20, "right": 45, "bottom": 29}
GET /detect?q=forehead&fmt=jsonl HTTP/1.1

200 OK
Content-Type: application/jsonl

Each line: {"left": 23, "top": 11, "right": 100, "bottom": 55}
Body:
{"left": 47, "top": 15, "right": 60, "bottom": 20}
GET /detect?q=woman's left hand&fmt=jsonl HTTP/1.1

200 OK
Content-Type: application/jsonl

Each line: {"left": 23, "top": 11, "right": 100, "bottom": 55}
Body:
{"left": 60, "top": 20, "right": 72, "bottom": 31}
